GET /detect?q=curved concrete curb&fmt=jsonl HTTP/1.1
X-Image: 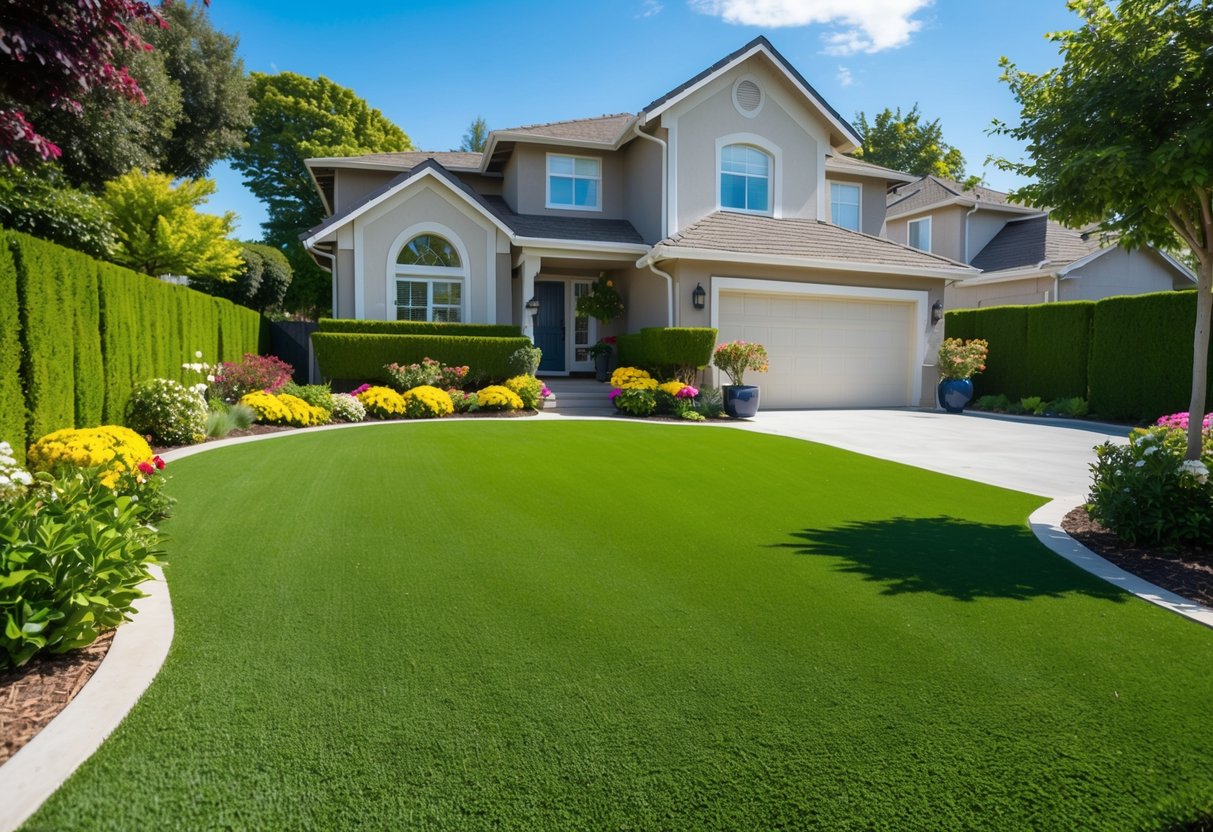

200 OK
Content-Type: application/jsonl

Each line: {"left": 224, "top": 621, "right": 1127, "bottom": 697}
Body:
{"left": 1029, "top": 497, "right": 1213, "bottom": 630}
{"left": 0, "top": 565, "right": 174, "bottom": 832}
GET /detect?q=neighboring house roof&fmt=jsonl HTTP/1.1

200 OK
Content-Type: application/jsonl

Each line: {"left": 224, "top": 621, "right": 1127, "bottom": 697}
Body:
{"left": 824, "top": 153, "right": 917, "bottom": 184}
{"left": 307, "top": 150, "right": 484, "bottom": 172}
{"left": 969, "top": 215, "right": 1100, "bottom": 273}
{"left": 640, "top": 211, "right": 975, "bottom": 277}
{"left": 641, "top": 35, "right": 861, "bottom": 151}
{"left": 300, "top": 159, "right": 646, "bottom": 253}
{"left": 886, "top": 175, "right": 1036, "bottom": 219}
{"left": 492, "top": 114, "right": 637, "bottom": 146}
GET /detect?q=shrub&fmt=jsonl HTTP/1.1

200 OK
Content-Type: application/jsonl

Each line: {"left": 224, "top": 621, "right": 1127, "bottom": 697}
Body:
{"left": 508, "top": 345, "right": 542, "bottom": 377}
{"left": 654, "top": 381, "right": 699, "bottom": 416}
{"left": 504, "top": 375, "right": 543, "bottom": 409}
{"left": 329, "top": 393, "right": 366, "bottom": 423}
{"left": 937, "top": 338, "right": 989, "bottom": 381}
{"left": 615, "top": 388, "right": 656, "bottom": 417}
{"left": 712, "top": 340, "right": 769, "bottom": 386}
{"left": 1025, "top": 303, "right": 1094, "bottom": 400}
{"left": 641, "top": 327, "right": 718, "bottom": 382}
{"left": 213, "top": 353, "right": 293, "bottom": 401}
{"left": 279, "top": 382, "right": 334, "bottom": 413}
{"left": 312, "top": 333, "right": 531, "bottom": 385}
{"left": 385, "top": 358, "right": 468, "bottom": 392}
{"left": 477, "top": 385, "right": 524, "bottom": 411}
{"left": 691, "top": 386, "right": 725, "bottom": 419}
{"left": 1020, "top": 396, "right": 1046, "bottom": 416}
{"left": 974, "top": 394, "right": 1011, "bottom": 411}
{"left": 610, "top": 366, "right": 657, "bottom": 390}
{"left": 239, "top": 391, "right": 329, "bottom": 427}
{"left": 125, "top": 378, "right": 208, "bottom": 446}
{"left": 356, "top": 386, "right": 407, "bottom": 419}
{"left": 448, "top": 390, "right": 479, "bottom": 413}
{"left": 1088, "top": 426, "right": 1212, "bottom": 546}
{"left": 1157, "top": 411, "right": 1213, "bottom": 432}
{"left": 0, "top": 441, "right": 34, "bottom": 501}
{"left": 27, "top": 426, "right": 154, "bottom": 488}
{"left": 0, "top": 464, "right": 165, "bottom": 669}
{"left": 402, "top": 385, "right": 454, "bottom": 419}
{"left": 316, "top": 318, "right": 521, "bottom": 337}
{"left": 966, "top": 306, "right": 1030, "bottom": 399}
{"left": 0, "top": 165, "right": 116, "bottom": 259}
{"left": 1052, "top": 397, "right": 1089, "bottom": 418}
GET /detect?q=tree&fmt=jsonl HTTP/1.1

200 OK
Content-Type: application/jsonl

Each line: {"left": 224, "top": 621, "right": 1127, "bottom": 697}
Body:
{"left": 101, "top": 168, "right": 243, "bottom": 281}
{"left": 191, "top": 242, "right": 292, "bottom": 312}
{"left": 231, "top": 72, "right": 412, "bottom": 317}
{"left": 0, "top": 165, "right": 116, "bottom": 258}
{"left": 460, "top": 117, "right": 489, "bottom": 153}
{"left": 0, "top": 0, "right": 165, "bottom": 166}
{"left": 853, "top": 105, "right": 966, "bottom": 180}
{"left": 994, "top": 0, "right": 1212, "bottom": 459}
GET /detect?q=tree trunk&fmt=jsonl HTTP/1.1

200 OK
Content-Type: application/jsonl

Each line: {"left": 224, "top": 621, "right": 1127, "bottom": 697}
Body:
{"left": 1187, "top": 259, "right": 1213, "bottom": 460}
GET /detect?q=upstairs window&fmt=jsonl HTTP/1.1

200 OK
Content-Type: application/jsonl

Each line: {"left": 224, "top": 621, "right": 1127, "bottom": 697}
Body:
{"left": 394, "top": 232, "right": 464, "bottom": 322}
{"left": 547, "top": 154, "right": 601, "bottom": 210}
{"left": 830, "top": 182, "right": 861, "bottom": 231}
{"left": 719, "top": 144, "right": 771, "bottom": 214}
{"left": 908, "top": 217, "right": 932, "bottom": 252}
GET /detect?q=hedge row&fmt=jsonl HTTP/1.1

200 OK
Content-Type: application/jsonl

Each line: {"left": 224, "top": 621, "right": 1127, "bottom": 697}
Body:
{"left": 312, "top": 333, "right": 532, "bottom": 385}
{"left": 617, "top": 327, "right": 718, "bottom": 373}
{"left": 0, "top": 231, "right": 264, "bottom": 464}
{"left": 946, "top": 291, "right": 1211, "bottom": 421}
{"left": 316, "top": 318, "right": 521, "bottom": 338}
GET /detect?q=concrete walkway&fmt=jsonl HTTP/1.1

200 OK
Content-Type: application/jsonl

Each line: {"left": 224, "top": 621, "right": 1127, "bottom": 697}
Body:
{"left": 720, "top": 409, "right": 1130, "bottom": 499}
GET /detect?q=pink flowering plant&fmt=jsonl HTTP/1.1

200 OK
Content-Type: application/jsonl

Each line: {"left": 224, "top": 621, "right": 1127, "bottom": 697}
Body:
{"left": 212, "top": 354, "right": 294, "bottom": 401}
{"left": 937, "top": 338, "right": 989, "bottom": 381}
{"left": 1156, "top": 411, "right": 1213, "bottom": 433}
{"left": 712, "top": 340, "right": 770, "bottom": 386}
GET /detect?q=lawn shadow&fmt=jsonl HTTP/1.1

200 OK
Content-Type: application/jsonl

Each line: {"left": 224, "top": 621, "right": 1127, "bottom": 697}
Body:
{"left": 773, "top": 516, "right": 1127, "bottom": 603}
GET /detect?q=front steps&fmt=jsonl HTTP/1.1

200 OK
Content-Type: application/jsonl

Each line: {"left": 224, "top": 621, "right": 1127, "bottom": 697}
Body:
{"left": 539, "top": 377, "right": 614, "bottom": 416}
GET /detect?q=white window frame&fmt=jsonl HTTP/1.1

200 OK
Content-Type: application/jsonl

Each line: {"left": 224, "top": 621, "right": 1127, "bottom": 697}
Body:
{"left": 715, "top": 133, "right": 782, "bottom": 218}
{"left": 546, "top": 153, "right": 602, "bottom": 212}
{"left": 386, "top": 223, "right": 469, "bottom": 323}
{"left": 830, "top": 182, "right": 862, "bottom": 231}
{"left": 908, "top": 216, "right": 932, "bottom": 252}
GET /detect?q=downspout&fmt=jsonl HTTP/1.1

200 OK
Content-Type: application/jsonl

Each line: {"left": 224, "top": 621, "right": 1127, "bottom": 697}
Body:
{"left": 304, "top": 240, "right": 338, "bottom": 316}
{"left": 963, "top": 202, "right": 979, "bottom": 263}
{"left": 636, "top": 249, "right": 675, "bottom": 327}
{"left": 631, "top": 120, "right": 668, "bottom": 241}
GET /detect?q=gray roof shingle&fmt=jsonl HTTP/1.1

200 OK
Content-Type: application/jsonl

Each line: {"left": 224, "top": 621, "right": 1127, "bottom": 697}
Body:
{"left": 494, "top": 114, "right": 637, "bottom": 145}
{"left": 970, "top": 215, "right": 1101, "bottom": 273}
{"left": 824, "top": 154, "right": 915, "bottom": 181}
{"left": 886, "top": 175, "right": 1013, "bottom": 217}
{"left": 310, "top": 150, "right": 483, "bottom": 171}
{"left": 657, "top": 212, "right": 972, "bottom": 271}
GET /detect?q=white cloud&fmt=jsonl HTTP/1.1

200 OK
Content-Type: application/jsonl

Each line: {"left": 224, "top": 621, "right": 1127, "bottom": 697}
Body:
{"left": 638, "top": 0, "right": 664, "bottom": 17}
{"left": 836, "top": 65, "right": 854, "bottom": 86}
{"left": 689, "top": 0, "right": 932, "bottom": 54}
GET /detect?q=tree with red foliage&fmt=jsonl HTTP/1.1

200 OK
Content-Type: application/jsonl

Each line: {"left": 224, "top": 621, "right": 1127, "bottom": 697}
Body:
{"left": 0, "top": 1, "right": 177, "bottom": 166}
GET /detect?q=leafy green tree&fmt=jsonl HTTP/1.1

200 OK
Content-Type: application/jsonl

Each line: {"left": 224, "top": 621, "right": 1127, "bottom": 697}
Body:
{"left": 231, "top": 72, "right": 412, "bottom": 317}
{"left": 994, "top": 0, "right": 1212, "bottom": 459}
{"left": 460, "top": 117, "right": 489, "bottom": 153}
{"left": 0, "top": 165, "right": 116, "bottom": 257}
{"left": 853, "top": 105, "right": 966, "bottom": 180}
{"left": 101, "top": 168, "right": 243, "bottom": 281}
{"left": 191, "top": 241, "right": 292, "bottom": 312}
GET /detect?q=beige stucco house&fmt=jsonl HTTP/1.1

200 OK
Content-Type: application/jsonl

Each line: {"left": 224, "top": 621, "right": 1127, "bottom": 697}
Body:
{"left": 885, "top": 176, "right": 1195, "bottom": 309}
{"left": 300, "top": 37, "right": 977, "bottom": 409}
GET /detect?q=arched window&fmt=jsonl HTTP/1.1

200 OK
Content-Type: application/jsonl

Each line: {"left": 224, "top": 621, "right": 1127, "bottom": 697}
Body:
{"left": 394, "top": 233, "right": 465, "bottom": 322}
{"left": 719, "top": 144, "right": 771, "bottom": 214}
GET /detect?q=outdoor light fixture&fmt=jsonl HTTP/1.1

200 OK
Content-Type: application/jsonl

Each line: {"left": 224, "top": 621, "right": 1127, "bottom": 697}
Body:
{"left": 525, "top": 295, "right": 540, "bottom": 314}
{"left": 692, "top": 283, "right": 706, "bottom": 310}
{"left": 931, "top": 300, "right": 944, "bottom": 325}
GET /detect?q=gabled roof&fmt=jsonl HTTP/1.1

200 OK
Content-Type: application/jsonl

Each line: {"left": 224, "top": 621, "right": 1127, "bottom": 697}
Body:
{"left": 886, "top": 175, "right": 1037, "bottom": 219}
{"left": 969, "top": 215, "right": 1100, "bottom": 273}
{"left": 640, "top": 212, "right": 975, "bottom": 277}
{"left": 307, "top": 150, "right": 483, "bottom": 172}
{"left": 824, "top": 153, "right": 917, "bottom": 184}
{"left": 300, "top": 158, "right": 646, "bottom": 252}
{"left": 492, "top": 114, "right": 637, "bottom": 146}
{"left": 641, "top": 35, "right": 861, "bottom": 151}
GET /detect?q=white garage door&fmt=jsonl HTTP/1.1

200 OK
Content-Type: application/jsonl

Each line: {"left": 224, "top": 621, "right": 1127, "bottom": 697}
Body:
{"left": 717, "top": 289, "right": 918, "bottom": 408}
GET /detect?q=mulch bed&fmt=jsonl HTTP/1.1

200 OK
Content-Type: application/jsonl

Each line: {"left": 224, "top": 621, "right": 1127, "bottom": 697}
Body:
{"left": 0, "top": 630, "right": 115, "bottom": 766}
{"left": 1061, "top": 506, "right": 1213, "bottom": 609}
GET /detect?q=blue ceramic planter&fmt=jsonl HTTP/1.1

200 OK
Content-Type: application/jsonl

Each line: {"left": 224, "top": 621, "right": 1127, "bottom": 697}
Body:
{"left": 724, "top": 385, "right": 760, "bottom": 419}
{"left": 937, "top": 378, "right": 974, "bottom": 413}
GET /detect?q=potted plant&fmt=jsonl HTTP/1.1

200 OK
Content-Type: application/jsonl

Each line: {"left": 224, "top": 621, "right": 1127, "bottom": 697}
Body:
{"left": 712, "top": 340, "right": 769, "bottom": 418}
{"left": 587, "top": 335, "right": 617, "bottom": 382}
{"left": 575, "top": 275, "right": 625, "bottom": 323}
{"left": 936, "top": 338, "right": 989, "bottom": 413}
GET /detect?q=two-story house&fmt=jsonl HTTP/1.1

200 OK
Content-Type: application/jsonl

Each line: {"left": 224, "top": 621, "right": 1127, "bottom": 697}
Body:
{"left": 300, "top": 37, "right": 977, "bottom": 409}
{"left": 884, "top": 175, "right": 1195, "bottom": 308}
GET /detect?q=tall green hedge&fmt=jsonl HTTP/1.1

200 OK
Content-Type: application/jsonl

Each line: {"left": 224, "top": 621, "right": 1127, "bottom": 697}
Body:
{"left": 1024, "top": 302, "right": 1093, "bottom": 400}
{"left": 640, "top": 327, "right": 718, "bottom": 370}
{"left": 0, "top": 231, "right": 265, "bottom": 461}
{"left": 317, "top": 318, "right": 522, "bottom": 338}
{"left": 312, "top": 333, "right": 531, "bottom": 385}
{"left": 1088, "top": 292, "right": 1212, "bottom": 420}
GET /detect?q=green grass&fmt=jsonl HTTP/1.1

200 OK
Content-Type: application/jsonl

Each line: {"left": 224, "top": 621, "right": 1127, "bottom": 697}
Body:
{"left": 25, "top": 422, "right": 1213, "bottom": 831}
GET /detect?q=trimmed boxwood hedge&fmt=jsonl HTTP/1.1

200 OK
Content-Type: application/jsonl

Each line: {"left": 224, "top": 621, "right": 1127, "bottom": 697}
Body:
{"left": 616, "top": 333, "right": 646, "bottom": 368}
{"left": 640, "top": 327, "right": 718, "bottom": 371}
{"left": 317, "top": 318, "right": 522, "bottom": 338}
{"left": 0, "top": 231, "right": 265, "bottom": 464}
{"left": 1024, "top": 302, "right": 1093, "bottom": 401}
{"left": 312, "top": 333, "right": 532, "bottom": 385}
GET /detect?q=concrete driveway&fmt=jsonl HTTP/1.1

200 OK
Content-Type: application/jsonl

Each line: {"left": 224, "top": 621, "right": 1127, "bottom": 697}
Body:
{"left": 734, "top": 409, "right": 1131, "bottom": 499}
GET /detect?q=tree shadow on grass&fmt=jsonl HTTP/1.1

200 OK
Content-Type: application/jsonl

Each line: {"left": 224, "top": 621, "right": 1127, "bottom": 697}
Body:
{"left": 773, "top": 516, "right": 1128, "bottom": 603}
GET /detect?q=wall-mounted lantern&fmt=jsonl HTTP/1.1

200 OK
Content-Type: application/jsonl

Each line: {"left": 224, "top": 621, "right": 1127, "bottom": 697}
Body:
{"left": 931, "top": 300, "right": 944, "bottom": 326}
{"left": 692, "top": 283, "right": 706, "bottom": 310}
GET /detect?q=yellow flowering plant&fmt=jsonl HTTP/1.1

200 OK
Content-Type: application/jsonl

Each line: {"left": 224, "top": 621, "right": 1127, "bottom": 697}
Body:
{"left": 477, "top": 385, "right": 524, "bottom": 411}
{"left": 504, "top": 375, "right": 543, "bottom": 409}
{"left": 240, "top": 391, "right": 329, "bottom": 427}
{"left": 402, "top": 385, "right": 454, "bottom": 419}
{"left": 27, "top": 426, "right": 154, "bottom": 488}
{"left": 610, "top": 366, "right": 657, "bottom": 390}
{"left": 356, "top": 385, "right": 407, "bottom": 419}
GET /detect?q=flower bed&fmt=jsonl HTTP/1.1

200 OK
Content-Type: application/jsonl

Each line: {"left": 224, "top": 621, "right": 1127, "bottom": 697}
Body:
{"left": 606, "top": 367, "right": 718, "bottom": 421}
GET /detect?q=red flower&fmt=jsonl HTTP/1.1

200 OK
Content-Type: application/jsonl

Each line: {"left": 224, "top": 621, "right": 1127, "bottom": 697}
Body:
{"left": 603, "top": 335, "right": 617, "bottom": 345}
{"left": 153, "top": 456, "right": 166, "bottom": 470}
{"left": 138, "top": 461, "right": 154, "bottom": 475}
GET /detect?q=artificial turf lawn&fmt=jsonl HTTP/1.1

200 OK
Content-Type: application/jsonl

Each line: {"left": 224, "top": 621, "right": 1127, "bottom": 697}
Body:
{"left": 24, "top": 421, "right": 1213, "bottom": 831}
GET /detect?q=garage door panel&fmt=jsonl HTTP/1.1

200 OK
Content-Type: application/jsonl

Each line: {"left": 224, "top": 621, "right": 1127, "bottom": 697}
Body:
{"left": 718, "top": 289, "right": 916, "bottom": 409}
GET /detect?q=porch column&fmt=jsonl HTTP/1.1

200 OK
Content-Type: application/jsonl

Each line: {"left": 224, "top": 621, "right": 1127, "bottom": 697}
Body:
{"left": 519, "top": 254, "right": 540, "bottom": 343}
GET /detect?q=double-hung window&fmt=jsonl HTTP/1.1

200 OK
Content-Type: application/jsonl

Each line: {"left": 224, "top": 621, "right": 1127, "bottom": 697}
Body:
{"left": 908, "top": 217, "right": 932, "bottom": 252}
{"left": 547, "top": 154, "right": 601, "bottom": 210}
{"left": 394, "top": 233, "right": 464, "bottom": 322}
{"left": 719, "top": 144, "right": 771, "bottom": 213}
{"left": 830, "top": 182, "right": 861, "bottom": 231}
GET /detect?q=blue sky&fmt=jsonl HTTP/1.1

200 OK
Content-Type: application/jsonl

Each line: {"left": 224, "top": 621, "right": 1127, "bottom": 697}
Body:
{"left": 204, "top": 0, "right": 1081, "bottom": 238}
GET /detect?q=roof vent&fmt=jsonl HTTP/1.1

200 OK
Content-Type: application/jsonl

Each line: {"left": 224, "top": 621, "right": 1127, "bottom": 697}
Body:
{"left": 733, "top": 77, "right": 763, "bottom": 117}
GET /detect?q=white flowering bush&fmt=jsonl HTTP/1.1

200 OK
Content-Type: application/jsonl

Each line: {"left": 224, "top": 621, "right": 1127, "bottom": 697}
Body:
{"left": 182, "top": 350, "right": 217, "bottom": 400}
{"left": 329, "top": 393, "right": 366, "bottom": 423}
{"left": 125, "top": 378, "right": 208, "bottom": 446}
{"left": 1088, "top": 425, "right": 1213, "bottom": 546}
{"left": 0, "top": 442, "right": 33, "bottom": 502}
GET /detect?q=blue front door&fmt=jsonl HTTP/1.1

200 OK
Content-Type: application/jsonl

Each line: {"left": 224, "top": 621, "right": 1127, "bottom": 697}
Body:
{"left": 535, "top": 281, "right": 565, "bottom": 372}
